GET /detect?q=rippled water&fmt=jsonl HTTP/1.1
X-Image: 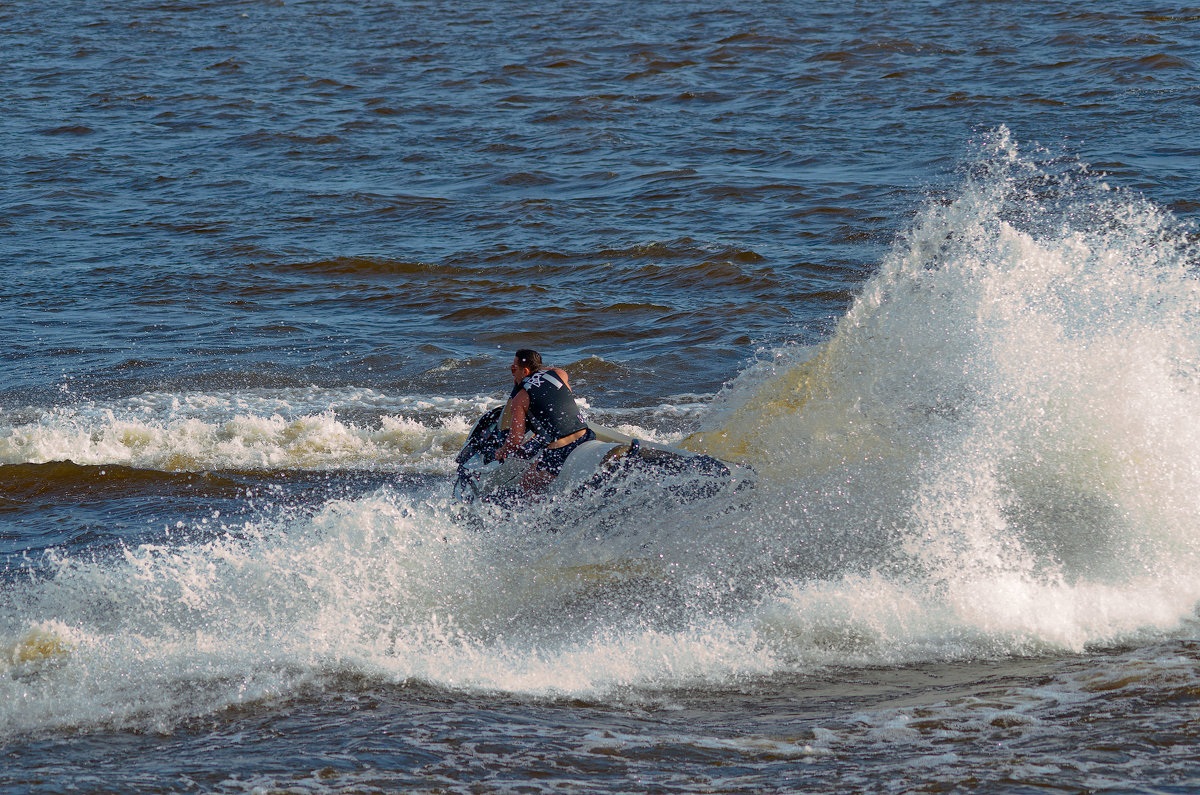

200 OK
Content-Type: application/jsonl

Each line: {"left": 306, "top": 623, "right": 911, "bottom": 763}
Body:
{"left": 5, "top": 1, "right": 1200, "bottom": 793}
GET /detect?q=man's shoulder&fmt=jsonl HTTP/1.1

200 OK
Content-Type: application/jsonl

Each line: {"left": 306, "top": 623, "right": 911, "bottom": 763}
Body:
{"left": 526, "top": 368, "right": 567, "bottom": 384}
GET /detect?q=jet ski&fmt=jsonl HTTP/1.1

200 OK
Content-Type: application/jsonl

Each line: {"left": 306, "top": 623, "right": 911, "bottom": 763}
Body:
{"left": 453, "top": 405, "right": 754, "bottom": 508}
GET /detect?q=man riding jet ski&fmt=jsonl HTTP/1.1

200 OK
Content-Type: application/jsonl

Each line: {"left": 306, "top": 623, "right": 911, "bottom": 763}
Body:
{"left": 493, "top": 349, "right": 595, "bottom": 497}
{"left": 453, "top": 350, "right": 754, "bottom": 507}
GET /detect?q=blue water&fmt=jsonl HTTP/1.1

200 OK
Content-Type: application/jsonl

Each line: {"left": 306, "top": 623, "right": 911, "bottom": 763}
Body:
{"left": 5, "top": 1, "right": 1200, "bottom": 792}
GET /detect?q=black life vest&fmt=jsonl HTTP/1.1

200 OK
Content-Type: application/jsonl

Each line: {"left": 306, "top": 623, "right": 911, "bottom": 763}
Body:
{"left": 520, "top": 369, "right": 587, "bottom": 443}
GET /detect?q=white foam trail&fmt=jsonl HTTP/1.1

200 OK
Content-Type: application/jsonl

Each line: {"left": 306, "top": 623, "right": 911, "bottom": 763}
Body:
{"left": 0, "top": 388, "right": 692, "bottom": 473}
{"left": 0, "top": 488, "right": 769, "bottom": 736}
{"left": 0, "top": 388, "right": 490, "bottom": 472}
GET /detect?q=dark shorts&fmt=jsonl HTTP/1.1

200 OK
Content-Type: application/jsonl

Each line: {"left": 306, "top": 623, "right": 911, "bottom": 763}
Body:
{"left": 535, "top": 428, "right": 595, "bottom": 475}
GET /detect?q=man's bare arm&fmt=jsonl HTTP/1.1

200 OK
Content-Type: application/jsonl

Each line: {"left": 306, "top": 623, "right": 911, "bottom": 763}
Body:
{"left": 496, "top": 390, "right": 529, "bottom": 461}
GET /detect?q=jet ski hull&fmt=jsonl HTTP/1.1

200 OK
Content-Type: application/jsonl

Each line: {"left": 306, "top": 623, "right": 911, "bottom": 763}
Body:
{"left": 452, "top": 409, "right": 753, "bottom": 508}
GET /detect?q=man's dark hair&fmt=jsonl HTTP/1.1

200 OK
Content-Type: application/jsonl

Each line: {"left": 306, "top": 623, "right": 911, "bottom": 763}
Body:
{"left": 515, "top": 349, "right": 542, "bottom": 370}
